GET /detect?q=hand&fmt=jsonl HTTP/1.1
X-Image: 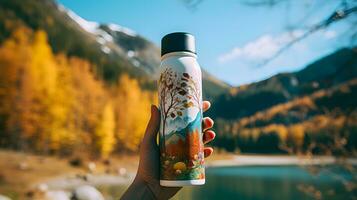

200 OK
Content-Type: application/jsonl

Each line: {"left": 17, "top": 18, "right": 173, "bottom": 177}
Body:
{"left": 121, "top": 101, "right": 216, "bottom": 200}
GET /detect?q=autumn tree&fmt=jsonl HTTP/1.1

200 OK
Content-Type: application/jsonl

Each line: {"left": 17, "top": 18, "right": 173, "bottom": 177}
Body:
{"left": 0, "top": 28, "right": 76, "bottom": 152}
{"left": 0, "top": 26, "right": 159, "bottom": 156}
{"left": 0, "top": 27, "right": 107, "bottom": 154}
{"left": 94, "top": 102, "right": 116, "bottom": 158}
{"left": 115, "top": 74, "right": 154, "bottom": 152}
{"left": 0, "top": 27, "right": 34, "bottom": 149}
{"left": 158, "top": 68, "right": 201, "bottom": 150}
{"left": 70, "top": 57, "right": 108, "bottom": 153}
{"left": 286, "top": 124, "right": 305, "bottom": 153}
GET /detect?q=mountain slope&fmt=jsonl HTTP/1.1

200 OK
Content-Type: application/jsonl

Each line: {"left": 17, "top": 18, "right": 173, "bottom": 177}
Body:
{"left": 235, "top": 79, "right": 357, "bottom": 129}
{"left": 0, "top": 0, "right": 230, "bottom": 97}
{"left": 211, "top": 48, "right": 357, "bottom": 120}
{"left": 211, "top": 48, "right": 357, "bottom": 153}
{"left": 0, "top": 0, "right": 151, "bottom": 81}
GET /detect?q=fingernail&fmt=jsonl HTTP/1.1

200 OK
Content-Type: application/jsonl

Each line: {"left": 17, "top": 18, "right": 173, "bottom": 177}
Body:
{"left": 207, "top": 132, "right": 215, "bottom": 140}
{"left": 206, "top": 118, "right": 213, "bottom": 127}
{"left": 209, "top": 133, "right": 214, "bottom": 140}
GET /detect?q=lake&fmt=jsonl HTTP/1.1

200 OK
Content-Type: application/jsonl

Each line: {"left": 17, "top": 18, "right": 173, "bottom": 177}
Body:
{"left": 98, "top": 165, "right": 355, "bottom": 200}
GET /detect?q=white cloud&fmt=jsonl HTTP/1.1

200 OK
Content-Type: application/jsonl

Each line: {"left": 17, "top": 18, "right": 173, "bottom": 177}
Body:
{"left": 218, "top": 30, "right": 304, "bottom": 63}
{"left": 218, "top": 29, "right": 339, "bottom": 64}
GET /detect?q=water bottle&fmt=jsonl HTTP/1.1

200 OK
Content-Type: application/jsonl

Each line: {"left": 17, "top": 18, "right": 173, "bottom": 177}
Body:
{"left": 158, "top": 32, "right": 205, "bottom": 187}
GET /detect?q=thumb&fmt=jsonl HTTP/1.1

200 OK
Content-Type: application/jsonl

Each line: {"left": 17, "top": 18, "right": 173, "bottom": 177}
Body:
{"left": 142, "top": 105, "right": 160, "bottom": 148}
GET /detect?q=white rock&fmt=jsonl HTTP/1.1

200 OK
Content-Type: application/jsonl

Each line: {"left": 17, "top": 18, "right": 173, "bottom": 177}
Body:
{"left": 46, "top": 191, "right": 71, "bottom": 200}
{"left": 0, "top": 194, "right": 11, "bottom": 200}
{"left": 88, "top": 162, "right": 96, "bottom": 172}
{"left": 72, "top": 185, "right": 104, "bottom": 200}
{"left": 118, "top": 167, "right": 127, "bottom": 176}
{"left": 38, "top": 183, "right": 49, "bottom": 192}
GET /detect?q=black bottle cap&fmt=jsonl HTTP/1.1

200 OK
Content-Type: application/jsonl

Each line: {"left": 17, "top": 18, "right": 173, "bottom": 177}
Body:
{"left": 161, "top": 32, "right": 196, "bottom": 56}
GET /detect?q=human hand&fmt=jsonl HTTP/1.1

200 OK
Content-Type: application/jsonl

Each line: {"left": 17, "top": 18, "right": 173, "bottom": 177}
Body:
{"left": 121, "top": 101, "right": 215, "bottom": 200}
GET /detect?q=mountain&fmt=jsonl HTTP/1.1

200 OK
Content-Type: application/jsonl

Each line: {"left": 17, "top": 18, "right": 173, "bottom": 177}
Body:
{"left": 210, "top": 48, "right": 357, "bottom": 153}
{"left": 235, "top": 79, "right": 357, "bottom": 129}
{"left": 0, "top": 0, "right": 230, "bottom": 97}
{"left": 166, "top": 112, "right": 202, "bottom": 141}
{"left": 1, "top": 0, "right": 355, "bottom": 154}
{"left": 210, "top": 48, "right": 357, "bottom": 120}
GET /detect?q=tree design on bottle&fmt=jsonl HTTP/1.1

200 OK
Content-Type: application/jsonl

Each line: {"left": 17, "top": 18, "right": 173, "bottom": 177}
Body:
{"left": 159, "top": 67, "right": 204, "bottom": 180}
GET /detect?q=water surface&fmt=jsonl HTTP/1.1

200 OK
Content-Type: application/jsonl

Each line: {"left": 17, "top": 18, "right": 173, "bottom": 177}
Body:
{"left": 100, "top": 165, "right": 355, "bottom": 200}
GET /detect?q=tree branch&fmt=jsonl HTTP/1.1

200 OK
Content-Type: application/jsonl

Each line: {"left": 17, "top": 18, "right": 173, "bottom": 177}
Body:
{"left": 255, "top": 4, "right": 357, "bottom": 67}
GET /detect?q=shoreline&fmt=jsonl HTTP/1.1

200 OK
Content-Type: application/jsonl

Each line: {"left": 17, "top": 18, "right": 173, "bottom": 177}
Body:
{"left": 43, "top": 173, "right": 135, "bottom": 190}
{"left": 2, "top": 150, "right": 356, "bottom": 198}
{"left": 44, "top": 155, "right": 357, "bottom": 190}
{"left": 206, "top": 155, "right": 357, "bottom": 168}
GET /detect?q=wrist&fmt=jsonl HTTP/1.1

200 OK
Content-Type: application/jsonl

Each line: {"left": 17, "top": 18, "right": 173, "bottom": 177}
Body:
{"left": 121, "top": 176, "right": 156, "bottom": 200}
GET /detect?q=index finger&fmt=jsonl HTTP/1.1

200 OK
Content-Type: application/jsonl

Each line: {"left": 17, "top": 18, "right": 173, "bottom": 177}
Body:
{"left": 203, "top": 101, "right": 211, "bottom": 112}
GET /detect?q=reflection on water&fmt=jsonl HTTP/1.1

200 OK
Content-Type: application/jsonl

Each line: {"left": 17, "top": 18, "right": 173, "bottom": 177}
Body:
{"left": 99, "top": 165, "right": 354, "bottom": 200}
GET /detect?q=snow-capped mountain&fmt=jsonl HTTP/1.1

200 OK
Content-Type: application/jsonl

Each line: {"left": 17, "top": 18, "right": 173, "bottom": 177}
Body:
{"left": 0, "top": 0, "right": 230, "bottom": 98}
{"left": 57, "top": 4, "right": 160, "bottom": 75}
{"left": 56, "top": 3, "right": 229, "bottom": 96}
{"left": 166, "top": 115, "right": 194, "bottom": 136}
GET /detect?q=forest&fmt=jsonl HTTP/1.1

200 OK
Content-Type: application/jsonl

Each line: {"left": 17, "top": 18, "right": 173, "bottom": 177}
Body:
{"left": 0, "top": 26, "right": 155, "bottom": 158}
{"left": 0, "top": 25, "right": 356, "bottom": 158}
{"left": 0, "top": 0, "right": 356, "bottom": 158}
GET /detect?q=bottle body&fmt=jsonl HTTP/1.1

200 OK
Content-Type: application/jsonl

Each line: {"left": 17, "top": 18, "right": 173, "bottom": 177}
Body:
{"left": 158, "top": 52, "right": 205, "bottom": 187}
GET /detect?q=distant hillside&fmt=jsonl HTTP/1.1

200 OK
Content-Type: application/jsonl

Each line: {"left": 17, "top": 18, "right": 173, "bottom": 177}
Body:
{"left": 0, "top": 0, "right": 230, "bottom": 97}
{"left": 213, "top": 78, "right": 357, "bottom": 153}
{"left": 211, "top": 48, "right": 357, "bottom": 153}
{"left": 235, "top": 79, "right": 357, "bottom": 129}
{"left": 211, "top": 48, "right": 357, "bottom": 120}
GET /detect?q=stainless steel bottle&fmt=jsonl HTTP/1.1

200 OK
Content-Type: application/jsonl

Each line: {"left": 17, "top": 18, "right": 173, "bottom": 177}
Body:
{"left": 158, "top": 32, "right": 205, "bottom": 187}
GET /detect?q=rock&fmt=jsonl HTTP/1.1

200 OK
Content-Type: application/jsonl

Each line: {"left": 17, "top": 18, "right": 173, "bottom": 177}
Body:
{"left": 72, "top": 185, "right": 104, "bottom": 200}
{"left": 69, "top": 157, "right": 83, "bottom": 167}
{"left": 37, "top": 183, "right": 49, "bottom": 192}
{"left": 46, "top": 191, "right": 71, "bottom": 200}
{"left": 25, "top": 190, "right": 35, "bottom": 198}
{"left": 87, "top": 162, "right": 96, "bottom": 173}
{"left": 0, "top": 194, "right": 11, "bottom": 200}
{"left": 75, "top": 173, "right": 91, "bottom": 181}
{"left": 117, "top": 167, "right": 127, "bottom": 176}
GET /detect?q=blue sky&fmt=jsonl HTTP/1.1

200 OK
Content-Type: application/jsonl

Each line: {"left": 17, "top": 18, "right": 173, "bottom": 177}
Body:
{"left": 58, "top": 0, "right": 351, "bottom": 86}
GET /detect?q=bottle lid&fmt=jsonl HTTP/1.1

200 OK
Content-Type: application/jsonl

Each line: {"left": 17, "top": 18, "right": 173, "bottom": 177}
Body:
{"left": 161, "top": 32, "right": 196, "bottom": 56}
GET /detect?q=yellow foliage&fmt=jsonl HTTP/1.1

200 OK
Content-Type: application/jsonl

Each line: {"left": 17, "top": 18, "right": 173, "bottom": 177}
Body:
{"left": 95, "top": 102, "right": 116, "bottom": 157}
{"left": 264, "top": 124, "right": 288, "bottom": 142}
{"left": 0, "top": 30, "right": 36, "bottom": 149}
{"left": 0, "top": 26, "right": 155, "bottom": 155}
{"left": 70, "top": 57, "right": 107, "bottom": 149}
{"left": 115, "top": 74, "right": 154, "bottom": 152}
{"left": 287, "top": 124, "right": 305, "bottom": 147}
{"left": 237, "top": 96, "right": 316, "bottom": 129}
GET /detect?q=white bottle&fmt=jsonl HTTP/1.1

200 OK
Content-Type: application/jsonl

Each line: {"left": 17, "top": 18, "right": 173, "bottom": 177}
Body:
{"left": 158, "top": 32, "right": 205, "bottom": 187}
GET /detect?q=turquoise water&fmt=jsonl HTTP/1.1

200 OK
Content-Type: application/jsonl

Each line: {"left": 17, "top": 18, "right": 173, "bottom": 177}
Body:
{"left": 99, "top": 165, "right": 355, "bottom": 200}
